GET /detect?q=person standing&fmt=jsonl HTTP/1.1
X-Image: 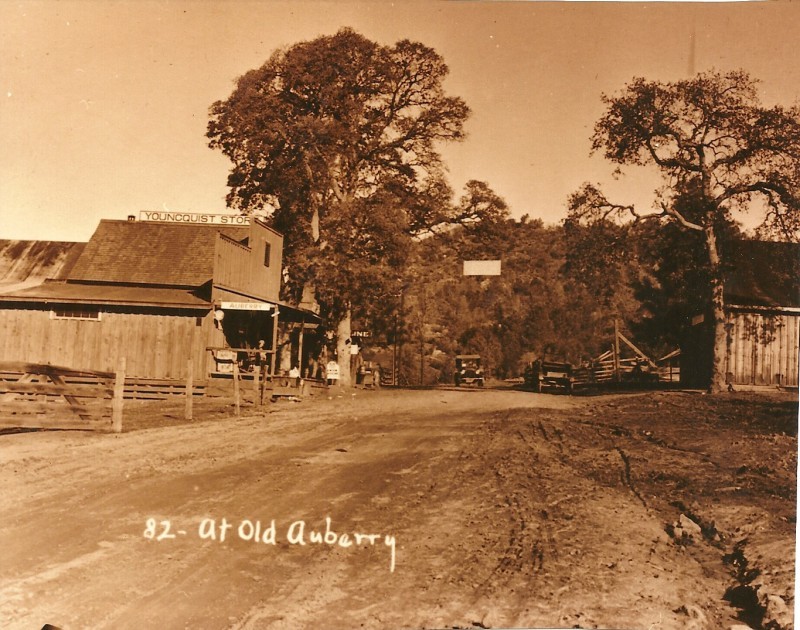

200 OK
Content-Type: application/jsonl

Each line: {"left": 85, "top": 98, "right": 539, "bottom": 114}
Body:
{"left": 256, "top": 339, "right": 268, "bottom": 377}
{"left": 348, "top": 338, "right": 362, "bottom": 384}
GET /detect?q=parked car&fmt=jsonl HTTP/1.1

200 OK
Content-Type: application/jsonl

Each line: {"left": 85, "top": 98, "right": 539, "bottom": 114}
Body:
{"left": 454, "top": 354, "right": 484, "bottom": 387}
{"left": 524, "top": 359, "right": 574, "bottom": 394}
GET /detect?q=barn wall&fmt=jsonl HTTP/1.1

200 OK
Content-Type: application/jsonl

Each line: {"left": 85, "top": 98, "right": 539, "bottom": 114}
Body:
{"left": 725, "top": 310, "right": 799, "bottom": 387}
{"left": 0, "top": 306, "right": 215, "bottom": 380}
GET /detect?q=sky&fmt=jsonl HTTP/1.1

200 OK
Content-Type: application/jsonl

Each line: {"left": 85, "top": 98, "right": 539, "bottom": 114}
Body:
{"left": 2, "top": 0, "right": 799, "bottom": 242}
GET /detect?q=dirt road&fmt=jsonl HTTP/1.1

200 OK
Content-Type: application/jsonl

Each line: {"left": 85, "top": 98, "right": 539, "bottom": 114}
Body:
{"left": 1, "top": 387, "right": 796, "bottom": 629}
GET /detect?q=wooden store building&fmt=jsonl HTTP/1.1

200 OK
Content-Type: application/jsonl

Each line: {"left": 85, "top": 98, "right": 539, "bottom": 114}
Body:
{"left": 0, "top": 214, "right": 319, "bottom": 384}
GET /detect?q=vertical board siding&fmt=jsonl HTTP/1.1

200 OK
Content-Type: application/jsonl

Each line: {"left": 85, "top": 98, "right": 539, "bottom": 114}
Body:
{"left": 215, "top": 238, "right": 251, "bottom": 294}
{"left": 725, "top": 310, "right": 799, "bottom": 387}
{"left": 213, "top": 224, "right": 283, "bottom": 302}
{"left": 0, "top": 307, "right": 213, "bottom": 380}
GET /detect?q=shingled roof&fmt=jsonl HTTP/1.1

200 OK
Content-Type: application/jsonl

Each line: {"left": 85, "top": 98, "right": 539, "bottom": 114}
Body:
{"left": 0, "top": 282, "right": 211, "bottom": 309}
{"left": 67, "top": 220, "right": 249, "bottom": 287}
{"left": 725, "top": 240, "right": 800, "bottom": 308}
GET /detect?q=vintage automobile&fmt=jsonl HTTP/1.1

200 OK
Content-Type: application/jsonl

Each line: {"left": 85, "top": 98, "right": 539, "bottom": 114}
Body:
{"left": 524, "top": 358, "right": 574, "bottom": 394}
{"left": 454, "top": 354, "right": 484, "bottom": 387}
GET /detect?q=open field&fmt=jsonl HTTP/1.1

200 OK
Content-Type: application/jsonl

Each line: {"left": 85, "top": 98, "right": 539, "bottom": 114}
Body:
{"left": 1, "top": 386, "right": 796, "bottom": 629}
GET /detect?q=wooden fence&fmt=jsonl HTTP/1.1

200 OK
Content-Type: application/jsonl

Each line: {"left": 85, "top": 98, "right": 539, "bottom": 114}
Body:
{"left": 572, "top": 351, "right": 661, "bottom": 388}
{"left": 0, "top": 351, "right": 374, "bottom": 432}
{"left": 571, "top": 324, "right": 664, "bottom": 389}
{"left": 204, "top": 363, "right": 324, "bottom": 413}
{"left": 0, "top": 360, "right": 125, "bottom": 432}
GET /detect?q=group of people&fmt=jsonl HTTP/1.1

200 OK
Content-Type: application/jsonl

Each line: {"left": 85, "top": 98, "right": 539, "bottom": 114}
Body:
{"left": 248, "top": 336, "right": 381, "bottom": 387}
{"left": 291, "top": 351, "right": 343, "bottom": 385}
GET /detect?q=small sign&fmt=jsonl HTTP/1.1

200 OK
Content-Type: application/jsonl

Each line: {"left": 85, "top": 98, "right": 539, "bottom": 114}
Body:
{"left": 139, "top": 211, "right": 250, "bottom": 226}
{"left": 463, "top": 260, "right": 501, "bottom": 276}
{"left": 220, "top": 302, "right": 273, "bottom": 311}
{"left": 351, "top": 331, "right": 372, "bottom": 338}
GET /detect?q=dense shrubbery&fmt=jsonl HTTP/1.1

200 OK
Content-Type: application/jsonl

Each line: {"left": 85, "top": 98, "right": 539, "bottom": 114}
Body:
{"left": 389, "top": 212, "right": 743, "bottom": 384}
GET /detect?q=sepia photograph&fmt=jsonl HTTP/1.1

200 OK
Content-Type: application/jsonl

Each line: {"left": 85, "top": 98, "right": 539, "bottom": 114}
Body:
{"left": 1, "top": 1, "right": 798, "bottom": 629}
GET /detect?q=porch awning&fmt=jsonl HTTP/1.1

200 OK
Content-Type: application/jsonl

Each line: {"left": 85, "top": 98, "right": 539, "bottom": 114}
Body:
{"left": 212, "top": 286, "right": 322, "bottom": 323}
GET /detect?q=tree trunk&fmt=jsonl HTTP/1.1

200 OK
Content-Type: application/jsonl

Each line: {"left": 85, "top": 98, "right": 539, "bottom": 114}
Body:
{"left": 704, "top": 223, "right": 728, "bottom": 393}
{"left": 299, "top": 204, "right": 322, "bottom": 314}
{"left": 336, "top": 308, "right": 352, "bottom": 388}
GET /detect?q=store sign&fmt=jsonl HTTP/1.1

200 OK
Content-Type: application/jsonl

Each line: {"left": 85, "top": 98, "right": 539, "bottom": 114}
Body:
{"left": 351, "top": 331, "right": 372, "bottom": 338}
{"left": 138, "top": 211, "right": 250, "bottom": 225}
{"left": 463, "top": 260, "right": 501, "bottom": 276}
{"left": 220, "top": 302, "right": 273, "bottom": 311}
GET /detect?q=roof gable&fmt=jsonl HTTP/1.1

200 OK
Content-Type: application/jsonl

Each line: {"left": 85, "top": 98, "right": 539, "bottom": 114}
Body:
{"left": 68, "top": 220, "right": 249, "bottom": 287}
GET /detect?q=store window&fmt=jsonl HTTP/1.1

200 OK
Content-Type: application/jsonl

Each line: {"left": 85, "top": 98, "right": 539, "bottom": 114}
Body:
{"left": 51, "top": 308, "right": 101, "bottom": 321}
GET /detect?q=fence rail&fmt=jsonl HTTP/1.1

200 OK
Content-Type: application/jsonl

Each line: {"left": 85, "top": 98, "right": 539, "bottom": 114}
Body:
{"left": 0, "top": 360, "right": 125, "bottom": 432}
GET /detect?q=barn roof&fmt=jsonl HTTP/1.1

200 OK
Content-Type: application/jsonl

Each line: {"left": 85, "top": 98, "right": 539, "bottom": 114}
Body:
{"left": 67, "top": 220, "right": 249, "bottom": 287}
{"left": 725, "top": 240, "right": 800, "bottom": 308}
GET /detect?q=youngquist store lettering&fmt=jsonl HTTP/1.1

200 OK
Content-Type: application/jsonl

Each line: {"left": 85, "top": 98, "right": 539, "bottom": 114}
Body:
{"left": 138, "top": 211, "right": 250, "bottom": 225}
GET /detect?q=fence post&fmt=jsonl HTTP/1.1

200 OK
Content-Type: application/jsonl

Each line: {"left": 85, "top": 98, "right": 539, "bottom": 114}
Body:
{"left": 112, "top": 357, "right": 126, "bottom": 433}
{"left": 185, "top": 358, "right": 194, "bottom": 420}
{"left": 233, "top": 361, "right": 241, "bottom": 416}
{"left": 613, "top": 319, "right": 621, "bottom": 383}
{"left": 253, "top": 365, "right": 260, "bottom": 407}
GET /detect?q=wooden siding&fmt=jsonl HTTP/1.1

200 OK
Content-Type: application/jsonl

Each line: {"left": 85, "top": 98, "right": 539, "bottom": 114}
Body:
{"left": 725, "top": 310, "right": 799, "bottom": 387}
{"left": 214, "top": 237, "right": 251, "bottom": 295}
{"left": 0, "top": 306, "right": 215, "bottom": 380}
{"left": 213, "top": 222, "right": 282, "bottom": 301}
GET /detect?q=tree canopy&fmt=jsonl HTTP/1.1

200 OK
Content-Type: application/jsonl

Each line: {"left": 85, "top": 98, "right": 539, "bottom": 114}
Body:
{"left": 208, "top": 29, "right": 506, "bottom": 383}
{"left": 578, "top": 70, "right": 800, "bottom": 237}
{"left": 568, "top": 69, "right": 800, "bottom": 390}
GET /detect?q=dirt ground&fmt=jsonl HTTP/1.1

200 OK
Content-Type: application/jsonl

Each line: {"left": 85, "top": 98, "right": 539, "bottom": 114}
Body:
{"left": 1, "top": 385, "right": 796, "bottom": 630}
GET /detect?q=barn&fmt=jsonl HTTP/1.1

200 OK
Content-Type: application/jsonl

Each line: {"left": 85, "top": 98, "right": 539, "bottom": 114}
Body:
{"left": 722, "top": 240, "right": 799, "bottom": 388}
{"left": 681, "top": 240, "right": 799, "bottom": 389}
{"left": 0, "top": 216, "right": 319, "bottom": 384}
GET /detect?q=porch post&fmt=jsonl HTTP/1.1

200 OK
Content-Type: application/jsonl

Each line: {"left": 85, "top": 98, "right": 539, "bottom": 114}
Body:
{"left": 270, "top": 306, "right": 280, "bottom": 377}
{"left": 298, "top": 321, "right": 305, "bottom": 375}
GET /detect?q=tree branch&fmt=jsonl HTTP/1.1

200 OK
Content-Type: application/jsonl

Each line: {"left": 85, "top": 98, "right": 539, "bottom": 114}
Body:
{"left": 717, "top": 179, "right": 797, "bottom": 207}
{"left": 658, "top": 202, "right": 703, "bottom": 231}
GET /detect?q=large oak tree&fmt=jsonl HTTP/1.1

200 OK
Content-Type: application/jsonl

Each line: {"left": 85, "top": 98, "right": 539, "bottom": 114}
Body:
{"left": 208, "top": 29, "right": 499, "bottom": 385}
{"left": 568, "top": 70, "right": 800, "bottom": 391}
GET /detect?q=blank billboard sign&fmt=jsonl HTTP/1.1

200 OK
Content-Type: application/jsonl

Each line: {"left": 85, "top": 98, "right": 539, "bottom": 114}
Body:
{"left": 463, "top": 260, "right": 502, "bottom": 276}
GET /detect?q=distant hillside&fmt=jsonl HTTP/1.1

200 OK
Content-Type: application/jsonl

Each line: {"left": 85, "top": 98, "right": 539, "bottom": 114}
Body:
{"left": 0, "top": 240, "right": 86, "bottom": 292}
